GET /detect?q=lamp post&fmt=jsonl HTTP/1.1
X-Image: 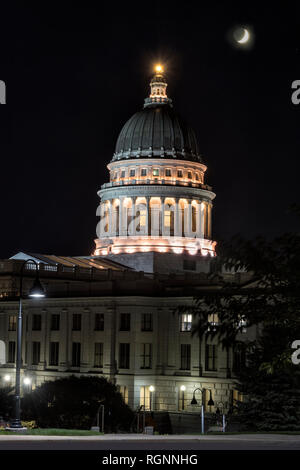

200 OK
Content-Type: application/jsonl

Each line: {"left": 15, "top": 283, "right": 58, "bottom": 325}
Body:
{"left": 10, "top": 259, "right": 45, "bottom": 429}
{"left": 216, "top": 401, "right": 227, "bottom": 432}
{"left": 191, "top": 387, "right": 214, "bottom": 434}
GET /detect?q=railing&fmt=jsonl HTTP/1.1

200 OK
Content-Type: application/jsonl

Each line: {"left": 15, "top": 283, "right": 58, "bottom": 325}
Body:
{"left": 101, "top": 179, "right": 212, "bottom": 191}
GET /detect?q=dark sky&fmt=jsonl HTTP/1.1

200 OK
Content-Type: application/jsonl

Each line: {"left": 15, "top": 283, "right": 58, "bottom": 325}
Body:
{"left": 0, "top": 2, "right": 300, "bottom": 258}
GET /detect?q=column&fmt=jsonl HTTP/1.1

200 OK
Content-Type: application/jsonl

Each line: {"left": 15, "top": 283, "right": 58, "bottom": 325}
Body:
{"left": 174, "top": 198, "right": 180, "bottom": 237}
{"left": 161, "top": 197, "right": 165, "bottom": 236}
{"left": 119, "top": 197, "right": 125, "bottom": 236}
{"left": 196, "top": 200, "right": 201, "bottom": 238}
{"left": 187, "top": 200, "right": 192, "bottom": 238}
{"left": 146, "top": 197, "right": 150, "bottom": 236}
{"left": 207, "top": 204, "right": 212, "bottom": 239}
{"left": 131, "top": 197, "right": 136, "bottom": 236}
{"left": 108, "top": 200, "right": 113, "bottom": 237}
{"left": 200, "top": 202, "right": 205, "bottom": 239}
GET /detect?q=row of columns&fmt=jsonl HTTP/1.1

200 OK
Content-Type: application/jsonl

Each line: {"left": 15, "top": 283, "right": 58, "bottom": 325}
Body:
{"left": 99, "top": 197, "right": 212, "bottom": 239}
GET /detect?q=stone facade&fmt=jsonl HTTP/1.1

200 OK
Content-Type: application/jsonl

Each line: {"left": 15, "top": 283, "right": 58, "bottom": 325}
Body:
{"left": 0, "top": 259, "right": 255, "bottom": 414}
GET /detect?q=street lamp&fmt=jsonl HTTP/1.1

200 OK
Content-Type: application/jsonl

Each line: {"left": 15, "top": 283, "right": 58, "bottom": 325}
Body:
{"left": 191, "top": 387, "right": 214, "bottom": 434}
{"left": 149, "top": 385, "right": 155, "bottom": 411}
{"left": 10, "top": 259, "right": 45, "bottom": 430}
{"left": 216, "top": 401, "right": 227, "bottom": 432}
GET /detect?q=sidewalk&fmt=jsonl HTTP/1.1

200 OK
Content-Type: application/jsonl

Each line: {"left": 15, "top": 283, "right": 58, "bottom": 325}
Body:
{"left": 1, "top": 433, "right": 300, "bottom": 442}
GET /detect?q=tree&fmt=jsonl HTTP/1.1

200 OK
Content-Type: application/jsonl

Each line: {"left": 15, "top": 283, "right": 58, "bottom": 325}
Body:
{"left": 21, "top": 375, "right": 134, "bottom": 431}
{"left": 180, "top": 229, "right": 300, "bottom": 430}
{"left": 0, "top": 385, "right": 14, "bottom": 421}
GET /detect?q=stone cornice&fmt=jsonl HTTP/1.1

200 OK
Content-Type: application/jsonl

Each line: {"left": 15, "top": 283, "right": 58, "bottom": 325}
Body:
{"left": 98, "top": 184, "right": 216, "bottom": 202}
{"left": 108, "top": 158, "right": 207, "bottom": 172}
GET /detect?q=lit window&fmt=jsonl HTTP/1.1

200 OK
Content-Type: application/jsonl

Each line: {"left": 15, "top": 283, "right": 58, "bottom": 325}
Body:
{"left": 164, "top": 210, "right": 171, "bottom": 227}
{"left": 118, "top": 385, "right": 128, "bottom": 404}
{"left": 153, "top": 169, "right": 159, "bottom": 176}
{"left": 207, "top": 313, "right": 219, "bottom": 331}
{"left": 177, "top": 170, "right": 183, "bottom": 178}
{"left": 180, "top": 314, "right": 192, "bottom": 331}
{"left": 165, "top": 169, "right": 171, "bottom": 177}
{"left": 140, "top": 209, "right": 146, "bottom": 227}
{"left": 140, "top": 386, "right": 150, "bottom": 410}
{"left": 8, "top": 315, "right": 16, "bottom": 331}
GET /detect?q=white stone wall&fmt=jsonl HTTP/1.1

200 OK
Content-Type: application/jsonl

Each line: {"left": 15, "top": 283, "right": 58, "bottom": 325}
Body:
{"left": 0, "top": 296, "right": 254, "bottom": 412}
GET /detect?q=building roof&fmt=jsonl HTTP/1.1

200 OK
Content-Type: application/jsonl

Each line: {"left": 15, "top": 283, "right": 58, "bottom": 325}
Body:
{"left": 112, "top": 70, "right": 203, "bottom": 164}
{"left": 113, "top": 104, "right": 202, "bottom": 163}
{"left": 9, "top": 252, "right": 130, "bottom": 271}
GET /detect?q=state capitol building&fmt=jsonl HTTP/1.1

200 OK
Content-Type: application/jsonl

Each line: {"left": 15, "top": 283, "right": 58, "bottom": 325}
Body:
{"left": 0, "top": 67, "right": 252, "bottom": 430}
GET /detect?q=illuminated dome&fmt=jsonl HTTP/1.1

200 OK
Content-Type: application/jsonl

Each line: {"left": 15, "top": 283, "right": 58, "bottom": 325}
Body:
{"left": 95, "top": 67, "right": 216, "bottom": 270}
{"left": 113, "top": 106, "right": 202, "bottom": 163}
{"left": 112, "top": 69, "right": 202, "bottom": 163}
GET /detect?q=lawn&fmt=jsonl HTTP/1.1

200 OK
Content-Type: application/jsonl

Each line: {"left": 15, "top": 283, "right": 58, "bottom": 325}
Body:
{"left": 0, "top": 428, "right": 103, "bottom": 436}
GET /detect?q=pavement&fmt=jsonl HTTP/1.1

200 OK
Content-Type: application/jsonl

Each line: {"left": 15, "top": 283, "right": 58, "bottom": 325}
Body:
{"left": 0, "top": 433, "right": 300, "bottom": 450}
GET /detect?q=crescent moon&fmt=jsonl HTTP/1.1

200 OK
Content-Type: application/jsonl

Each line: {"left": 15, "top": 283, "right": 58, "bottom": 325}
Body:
{"left": 237, "top": 28, "right": 249, "bottom": 44}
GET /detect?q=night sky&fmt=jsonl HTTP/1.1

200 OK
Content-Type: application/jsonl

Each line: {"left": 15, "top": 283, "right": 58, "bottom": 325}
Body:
{"left": 0, "top": 2, "right": 299, "bottom": 259}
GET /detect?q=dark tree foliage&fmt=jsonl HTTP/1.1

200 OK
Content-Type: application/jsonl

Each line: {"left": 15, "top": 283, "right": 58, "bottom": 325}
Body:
{"left": 179, "top": 223, "right": 300, "bottom": 430}
{"left": 21, "top": 375, "right": 134, "bottom": 431}
{"left": 0, "top": 385, "right": 14, "bottom": 420}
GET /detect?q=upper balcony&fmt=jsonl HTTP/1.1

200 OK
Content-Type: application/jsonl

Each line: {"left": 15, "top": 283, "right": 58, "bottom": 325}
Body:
{"left": 101, "top": 179, "right": 212, "bottom": 191}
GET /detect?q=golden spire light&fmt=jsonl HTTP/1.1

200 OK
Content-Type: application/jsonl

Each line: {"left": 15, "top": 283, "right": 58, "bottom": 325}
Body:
{"left": 155, "top": 64, "right": 163, "bottom": 73}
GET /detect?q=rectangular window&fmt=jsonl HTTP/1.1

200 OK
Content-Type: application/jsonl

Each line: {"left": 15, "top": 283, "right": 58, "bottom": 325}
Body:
{"left": 94, "top": 342, "right": 104, "bottom": 368}
{"left": 119, "top": 343, "right": 130, "bottom": 369}
{"left": 95, "top": 313, "right": 104, "bottom": 331}
{"left": 141, "top": 343, "right": 152, "bottom": 369}
{"left": 180, "top": 344, "right": 191, "bottom": 370}
{"left": 51, "top": 314, "right": 60, "bottom": 331}
{"left": 49, "top": 342, "right": 59, "bottom": 366}
{"left": 180, "top": 314, "right": 192, "bottom": 332}
{"left": 32, "top": 341, "right": 40, "bottom": 365}
{"left": 8, "top": 315, "right": 17, "bottom": 331}
{"left": 195, "top": 173, "right": 199, "bottom": 181}
{"left": 121, "top": 170, "right": 125, "bottom": 178}
{"left": 140, "top": 386, "right": 150, "bottom": 410}
{"left": 25, "top": 341, "right": 28, "bottom": 364}
{"left": 232, "top": 389, "right": 243, "bottom": 404}
{"left": 141, "top": 313, "right": 153, "bottom": 331}
{"left": 8, "top": 341, "right": 16, "bottom": 363}
{"left": 120, "top": 313, "right": 130, "bottom": 331}
{"left": 141, "top": 168, "right": 147, "bottom": 176}
{"left": 164, "top": 210, "right": 171, "bottom": 228}
{"left": 72, "top": 314, "right": 81, "bottom": 331}
{"left": 233, "top": 343, "right": 246, "bottom": 373}
{"left": 205, "top": 344, "right": 218, "bottom": 371}
{"left": 129, "top": 169, "right": 135, "bottom": 177}
{"left": 72, "top": 342, "right": 81, "bottom": 367}
{"left": 118, "top": 385, "right": 128, "bottom": 404}
{"left": 177, "top": 170, "right": 183, "bottom": 178}
{"left": 139, "top": 209, "right": 146, "bottom": 227}
{"left": 183, "top": 259, "right": 196, "bottom": 271}
{"left": 32, "top": 314, "right": 42, "bottom": 331}
{"left": 165, "top": 169, "right": 171, "bottom": 177}
{"left": 188, "top": 171, "right": 192, "bottom": 179}
{"left": 153, "top": 168, "right": 159, "bottom": 176}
